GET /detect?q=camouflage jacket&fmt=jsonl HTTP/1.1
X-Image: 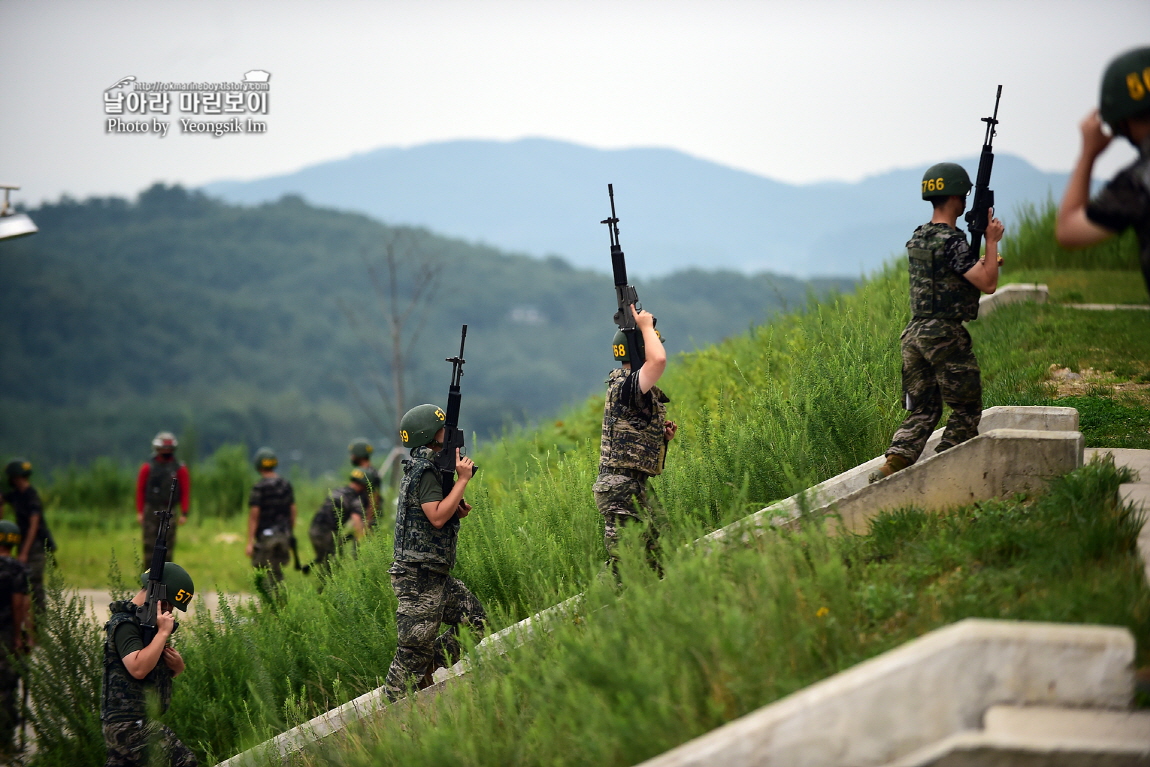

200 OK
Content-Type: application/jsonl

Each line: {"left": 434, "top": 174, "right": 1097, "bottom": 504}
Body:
{"left": 906, "top": 222, "right": 981, "bottom": 322}
{"left": 101, "top": 600, "right": 173, "bottom": 723}
{"left": 312, "top": 486, "right": 364, "bottom": 533}
{"left": 354, "top": 465, "right": 381, "bottom": 514}
{"left": 392, "top": 447, "right": 458, "bottom": 571}
{"left": 598, "top": 368, "right": 669, "bottom": 477}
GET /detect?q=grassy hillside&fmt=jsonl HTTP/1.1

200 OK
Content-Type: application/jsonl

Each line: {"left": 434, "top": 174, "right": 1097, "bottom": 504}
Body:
{"left": 20, "top": 204, "right": 1148, "bottom": 764}
{"left": 0, "top": 185, "right": 849, "bottom": 472}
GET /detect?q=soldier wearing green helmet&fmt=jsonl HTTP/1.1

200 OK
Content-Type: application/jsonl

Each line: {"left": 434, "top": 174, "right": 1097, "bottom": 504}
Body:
{"left": 595, "top": 304, "right": 676, "bottom": 573}
{"left": 869, "top": 160, "right": 1004, "bottom": 482}
{"left": 0, "top": 458, "right": 55, "bottom": 611}
{"left": 245, "top": 447, "right": 297, "bottom": 589}
{"left": 347, "top": 438, "right": 381, "bottom": 527}
{"left": 1057, "top": 47, "right": 1150, "bottom": 295}
{"left": 307, "top": 469, "right": 367, "bottom": 574}
{"left": 0, "top": 519, "right": 29, "bottom": 756}
{"left": 383, "top": 403, "right": 486, "bottom": 702}
{"left": 101, "top": 562, "right": 195, "bottom": 765}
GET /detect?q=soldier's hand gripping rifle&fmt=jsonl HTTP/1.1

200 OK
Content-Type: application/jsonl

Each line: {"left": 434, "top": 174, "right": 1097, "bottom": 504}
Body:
{"left": 964, "top": 85, "right": 1003, "bottom": 260}
{"left": 433, "top": 325, "right": 478, "bottom": 498}
{"left": 601, "top": 184, "right": 650, "bottom": 368}
{"left": 137, "top": 474, "right": 178, "bottom": 645}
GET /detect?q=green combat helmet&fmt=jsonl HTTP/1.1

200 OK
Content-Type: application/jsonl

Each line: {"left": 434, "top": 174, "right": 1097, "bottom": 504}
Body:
{"left": 348, "top": 438, "right": 374, "bottom": 461}
{"left": 399, "top": 404, "right": 446, "bottom": 448}
{"left": 140, "top": 562, "right": 195, "bottom": 611}
{"left": 921, "top": 163, "right": 973, "bottom": 200}
{"left": 612, "top": 327, "right": 665, "bottom": 362}
{"left": 253, "top": 447, "right": 278, "bottom": 472}
{"left": 350, "top": 468, "right": 369, "bottom": 487}
{"left": 4, "top": 459, "right": 32, "bottom": 480}
{"left": 1100, "top": 47, "right": 1150, "bottom": 134}
{"left": 0, "top": 520, "right": 20, "bottom": 548}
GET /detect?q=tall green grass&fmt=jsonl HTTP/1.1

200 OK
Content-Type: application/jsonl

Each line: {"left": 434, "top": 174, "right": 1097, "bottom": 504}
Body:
{"left": 312, "top": 457, "right": 1146, "bottom": 767}
{"left": 1004, "top": 198, "right": 1139, "bottom": 270}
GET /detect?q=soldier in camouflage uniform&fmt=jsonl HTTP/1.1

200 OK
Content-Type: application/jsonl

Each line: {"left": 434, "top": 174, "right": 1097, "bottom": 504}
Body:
{"left": 0, "top": 521, "right": 30, "bottom": 756}
{"left": 593, "top": 305, "right": 676, "bottom": 570}
{"left": 870, "top": 163, "right": 1004, "bottom": 482}
{"left": 101, "top": 562, "right": 195, "bottom": 767}
{"left": 383, "top": 404, "right": 486, "bottom": 702}
{"left": 136, "top": 432, "right": 191, "bottom": 566}
{"left": 348, "top": 439, "right": 382, "bottom": 527}
{"left": 1, "top": 458, "right": 55, "bottom": 612}
{"left": 245, "top": 448, "right": 296, "bottom": 587}
{"left": 1056, "top": 47, "right": 1150, "bottom": 295}
{"left": 307, "top": 469, "right": 367, "bottom": 573}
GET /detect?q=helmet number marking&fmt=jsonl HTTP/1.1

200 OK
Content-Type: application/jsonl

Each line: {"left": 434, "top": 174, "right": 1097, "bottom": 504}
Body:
{"left": 400, "top": 429, "right": 409, "bottom": 443}
{"left": 434, "top": 408, "right": 445, "bottom": 420}
{"left": 174, "top": 588, "right": 189, "bottom": 603}
{"left": 613, "top": 343, "right": 626, "bottom": 357}
{"left": 921, "top": 177, "right": 945, "bottom": 194}
{"left": 1126, "top": 68, "right": 1150, "bottom": 100}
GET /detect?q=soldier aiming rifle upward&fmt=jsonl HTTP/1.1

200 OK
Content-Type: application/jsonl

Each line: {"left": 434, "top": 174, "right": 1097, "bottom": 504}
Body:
{"left": 593, "top": 184, "right": 676, "bottom": 574}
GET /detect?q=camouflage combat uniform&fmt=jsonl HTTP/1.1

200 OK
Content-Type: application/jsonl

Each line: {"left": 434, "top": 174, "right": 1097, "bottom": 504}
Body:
{"left": 383, "top": 447, "right": 486, "bottom": 702}
{"left": 0, "top": 555, "right": 28, "bottom": 753}
{"left": 307, "top": 486, "right": 364, "bottom": 571}
{"left": 101, "top": 601, "right": 196, "bottom": 767}
{"left": 1086, "top": 133, "right": 1150, "bottom": 295}
{"left": 885, "top": 222, "right": 983, "bottom": 464}
{"left": 2, "top": 485, "right": 53, "bottom": 612}
{"left": 592, "top": 368, "right": 670, "bottom": 565}
{"left": 140, "top": 457, "right": 185, "bottom": 564}
{"left": 248, "top": 476, "right": 294, "bottom": 583}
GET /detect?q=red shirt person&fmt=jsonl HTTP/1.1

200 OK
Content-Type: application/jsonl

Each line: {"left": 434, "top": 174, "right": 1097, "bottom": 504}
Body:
{"left": 136, "top": 432, "right": 190, "bottom": 563}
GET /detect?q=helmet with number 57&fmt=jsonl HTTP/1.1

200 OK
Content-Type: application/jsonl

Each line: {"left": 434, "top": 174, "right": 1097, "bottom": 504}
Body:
{"left": 1100, "top": 47, "right": 1150, "bottom": 134}
{"left": 399, "top": 404, "right": 446, "bottom": 448}
{"left": 921, "top": 163, "right": 972, "bottom": 200}
{"left": 139, "top": 562, "right": 196, "bottom": 612}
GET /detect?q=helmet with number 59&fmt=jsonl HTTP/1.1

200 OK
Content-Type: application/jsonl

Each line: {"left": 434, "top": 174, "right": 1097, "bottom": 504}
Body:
{"left": 399, "top": 404, "right": 446, "bottom": 448}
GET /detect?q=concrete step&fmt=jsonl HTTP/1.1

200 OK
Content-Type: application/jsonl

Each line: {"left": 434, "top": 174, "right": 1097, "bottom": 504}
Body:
{"left": 882, "top": 706, "right": 1150, "bottom": 766}
{"left": 633, "top": 620, "right": 1134, "bottom": 767}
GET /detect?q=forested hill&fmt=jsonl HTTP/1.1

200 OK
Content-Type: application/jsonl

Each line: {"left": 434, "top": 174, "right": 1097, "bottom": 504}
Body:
{"left": 0, "top": 185, "right": 852, "bottom": 471}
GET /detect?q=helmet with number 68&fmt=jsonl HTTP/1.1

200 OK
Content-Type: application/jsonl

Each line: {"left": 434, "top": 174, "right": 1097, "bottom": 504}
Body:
{"left": 1100, "top": 47, "right": 1150, "bottom": 131}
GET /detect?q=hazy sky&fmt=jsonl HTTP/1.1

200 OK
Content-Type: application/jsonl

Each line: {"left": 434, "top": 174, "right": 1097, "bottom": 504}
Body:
{"left": 1, "top": 0, "right": 1146, "bottom": 207}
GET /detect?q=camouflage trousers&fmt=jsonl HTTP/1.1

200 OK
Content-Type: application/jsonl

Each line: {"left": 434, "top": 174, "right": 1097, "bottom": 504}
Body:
{"left": 25, "top": 541, "right": 47, "bottom": 614}
{"left": 0, "top": 651, "right": 19, "bottom": 754}
{"left": 887, "top": 318, "right": 982, "bottom": 464}
{"left": 383, "top": 562, "right": 487, "bottom": 702}
{"left": 307, "top": 524, "right": 354, "bottom": 575}
{"left": 592, "top": 471, "right": 661, "bottom": 571}
{"left": 103, "top": 719, "right": 197, "bottom": 767}
{"left": 142, "top": 506, "right": 177, "bottom": 566}
{"left": 251, "top": 527, "right": 292, "bottom": 584}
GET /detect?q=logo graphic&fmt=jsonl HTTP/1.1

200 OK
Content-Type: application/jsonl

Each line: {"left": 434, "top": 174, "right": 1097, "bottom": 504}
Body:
{"left": 106, "top": 75, "right": 137, "bottom": 91}
{"left": 244, "top": 70, "right": 271, "bottom": 83}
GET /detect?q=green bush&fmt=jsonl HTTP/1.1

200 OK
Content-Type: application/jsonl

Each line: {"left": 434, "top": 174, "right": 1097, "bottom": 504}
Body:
{"left": 43, "top": 457, "right": 134, "bottom": 513}
{"left": 192, "top": 444, "right": 252, "bottom": 518}
{"left": 1004, "top": 198, "right": 1139, "bottom": 270}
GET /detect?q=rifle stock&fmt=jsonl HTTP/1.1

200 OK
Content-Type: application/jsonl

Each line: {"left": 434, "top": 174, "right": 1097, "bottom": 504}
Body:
{"left": 965, "top": 85, "right": 1002, "bottom": 258}
{"left": 433, "top": 325, "right": 477, "bottom": 498}
{"left": 137, "top": 474, "right": 177, "bottom": 645}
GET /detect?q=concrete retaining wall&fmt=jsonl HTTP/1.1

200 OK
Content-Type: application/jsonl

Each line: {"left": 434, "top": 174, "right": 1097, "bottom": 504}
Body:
{"left": 977, "top": 283, "right": 1049, "bottom": 317}
{"left": 635, "top": 619, "right": 1134, "bottom": 767}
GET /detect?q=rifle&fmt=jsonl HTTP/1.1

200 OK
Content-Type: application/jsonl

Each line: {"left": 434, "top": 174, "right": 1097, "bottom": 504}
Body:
{"left": 289, "top": 534, "right": 310, "bottom": 575}
{"left": 433, "top": 325, "right": 478, "bottom": 497}
{"left": 136, "top": 474, "right": 178, "bottom": 646}
{"left": 964, "top": 85, "right": 1002, "bottom": 259}
{"left": 601, "top": 184, "right": 648, "bottom": 368}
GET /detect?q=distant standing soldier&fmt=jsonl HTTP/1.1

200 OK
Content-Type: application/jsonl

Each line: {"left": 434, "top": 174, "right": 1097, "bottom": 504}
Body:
{"left": 307, "top": 469, "right": 367, "bottom": 573}
{"left": 0, "top": 521, "right": 31, "bottom": 757}
{"left": 870, "top": 163, "right": 1004, "bottom": 482}
{"left": 245, "top": 448, "right": 296, "bottom": 587}
{"left": 592, "top": 306, "right": 676, "bottom": 570}
{"left": 0, "top": 459, "right": 55, "bottom": 611}
{"left": 383, "top": 404, "right": 486, "bottom": 701}
{"left": 101, "top": 562, "right": 196, "bottom": 766}
{"left": 348, "top": 439, "right": 382, "bottom": 526}
{"left": 136, "top": 432, "right": 190, "bottom": 565}
{"left": 1056, "top": 47, "right": 1150, "bottom": 295}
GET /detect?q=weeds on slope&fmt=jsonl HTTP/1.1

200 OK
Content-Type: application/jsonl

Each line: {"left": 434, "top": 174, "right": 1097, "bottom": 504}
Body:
{"left": 309, "top": 456, "right": 1147, "bottom": 767}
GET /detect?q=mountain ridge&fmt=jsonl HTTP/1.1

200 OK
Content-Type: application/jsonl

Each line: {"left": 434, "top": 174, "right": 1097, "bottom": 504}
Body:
{"left": 203, "top": 137, "right": 1071, "bottom": 277}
